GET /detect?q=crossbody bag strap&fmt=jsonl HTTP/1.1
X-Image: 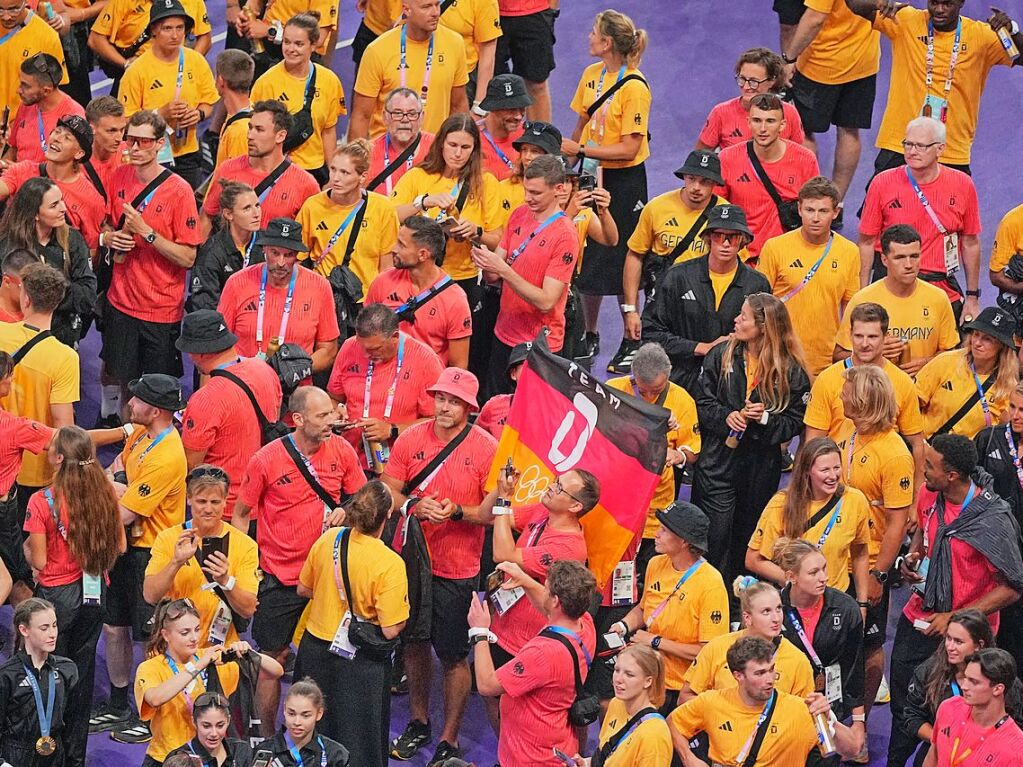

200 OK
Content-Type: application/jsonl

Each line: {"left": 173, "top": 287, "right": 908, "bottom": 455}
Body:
{"left": 119, "top": 28, "right": 151, "bottom": 59}
{"left": 366, "top": 134, "right": 420, "bottom": 192}
{"left": 804, "top": 492, "right": 842, "bottom": 531}
{"left": 341, "top": 191, "right": 370, "bottom": 269}
{"left": 585, "top": 74, "right": 648, "bottom": 118}
{"left": 666, "top": 195, "right": 716, "bottom": 262}
{"left": 541, "top": 628, "right": 586, "bottom": 698}
{"left": 934, "top": 375, "right": 996, "bottom": 436}
{"left": 400, "top": 423, "right": 472, "bottom": 496}
{"left": 742, "top": 691, "right": 778, "bottom": 767}
{"left": 222, "top": 109, "right": 252, "bottom": 134}
{"left": 210, "top": 368, "right": 271, "bottom": 431}
{"left": 745, "top": 142, "right": 786, "bottom": 208}
{"left": 115, "top": 168, "right": 172, "bottom": 230}
{"left": 339, "top": 527, "right": 364, "bottom": 620}
{"left": 453, "top": 179, "right": 471, "bottom": 215}
{"left": 396, "top": 278, "right": 457, "bottom": 323}
{"left": 253, "top": 159, "right": 291, "bottom": 198}
{"left": 13, "top": 330, "right": 53, "bottom": 365}
{"left": 81, "top": 160, "right": 107, "bottom": 201}
{"left": 439, "top": 0, "right": 456, "bottom": 11}
{"left": 598, "top": 706, "right": 659, "bottom": 762}
{"left": 281, "top": 436, "right": 339, "bottom": 508}
{"left": 302, "top": 66, "right": 317, "bottom": 112}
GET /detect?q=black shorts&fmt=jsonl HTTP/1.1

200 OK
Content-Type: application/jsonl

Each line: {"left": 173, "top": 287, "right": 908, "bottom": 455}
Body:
{"left": 495, "top": 10, "right": 556, "bottom": 84}
{"left": 251, "top": 572, "right": 309, "bottom": 653}
{"left": 0, "top": 489, "right": 31, "bottom": 584}
{"left": 848, "top": 578, "right": 890, "bottom": 650}
{"left": 105, "top": 546, "right": 155, "bottom": 640}
{"left": 773, "top": 0, "right": 806, "bottom": 24}
{"left": 351, "top": 20, "right": 379, "bottom": 67}
{"left": 792, "top": 72, "right": 876, "bottom": 133}
{"left": 424, "top": 575, "right": 476, "bottom": 663}
{"left": 100, "top": 302, "right": 183, "bottom": 382}
{"left": 583, "top": 604, "right": 634, "bottom": 700}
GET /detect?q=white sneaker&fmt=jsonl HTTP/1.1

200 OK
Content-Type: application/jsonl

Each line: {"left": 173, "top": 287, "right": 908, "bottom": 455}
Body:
{"left": 875, "top": 674, "right": 891, "bottom": 705}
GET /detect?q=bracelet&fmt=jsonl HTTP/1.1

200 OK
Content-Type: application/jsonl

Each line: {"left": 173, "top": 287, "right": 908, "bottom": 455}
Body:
{"left": 492, "top": 507, "right": 514, "bottom": 517}
{"left": 965, "top": 289, "right": 981, "bottom": 297}
{"left": 577, "top": 148, "right": 586, "bottom": 160}
{"left": 98, "top": 232, "right": 105, "bottom": 249}
{"left": 468, "top": 627, "right": 496, "bottom": 643}
{"left": 197, "top": 108, "right": 207, "bottom": 122}
{"left": 613, "top": 620, "right": 628, "bottom": 635}
{"left": 184, "top": 661, "right": 198, "bottom": 675}
{"left": 413, "top": 194, "right": 427, "bottom": 211}
{"left": 221, "top": 575, "right": 236, "bottom": 591}
{"left": 857, "top": 600, "right": 870, "bottom": 608}
{"left": 851, "top": 714, "right": 867, "bottom": 723}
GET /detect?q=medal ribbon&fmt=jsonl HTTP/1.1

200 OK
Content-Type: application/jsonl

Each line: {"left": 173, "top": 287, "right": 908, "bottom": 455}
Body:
{"left": 21, "top": 662, "right": 56, "bottom": 746}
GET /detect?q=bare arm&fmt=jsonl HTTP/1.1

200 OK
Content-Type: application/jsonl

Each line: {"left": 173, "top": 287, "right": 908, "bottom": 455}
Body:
{"left": 858, "top": 233, "right": 875, "bottom": 287}
{"left": 381, "top": 620, "right": 406, "bottom": 640}
{"left": 923, "top": 743, "right": 937, "bottom": 767}
{"left": 346, "top": 93, "right": 376, "bottom": 141}
{"left": 474, "top": 41, "right": 497, "bottom": 108}
{"left": 184, "top": 447, "right": 208, "bottom": 470}
{"left": 450, "top": 86, "right": 469, "bottom": 117}
{"left": 473, "top": 641, "right": 505, "bottom": 696}
{"left": 231, "top": 501, "right": 251, "bottom": 534}
{"left": 446, "top": 337, "right": 469, "bottom": 369}
{"left": 991, "top": 268, "right": 1023, "bottom": 294}
{"left": 26, "top": 533, "right": 47, "bottom": 572}
{"left": 311, "top": 338, "right": 339, "bottom": 372}
{"left": 745, "top": 548, "right": 786, "bottom": 586}
{"left": 321, "top": 125, "right": 337, "bottom": 168}
{"left": 50, "top": 402, "right": 74, "bottom": 428}
{"left": 569, "top": 113, "right": 587, "bottom": 143}
{"left": 193, "top": 32, "right": 212, "bottom": 55}
{"left": 781, "top": 7, "right": 828, "bottom": 60}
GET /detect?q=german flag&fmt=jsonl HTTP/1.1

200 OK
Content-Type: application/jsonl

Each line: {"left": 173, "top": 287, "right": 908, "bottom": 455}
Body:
{"left": 488, "top": 338, "right": 668, "bottom": 590}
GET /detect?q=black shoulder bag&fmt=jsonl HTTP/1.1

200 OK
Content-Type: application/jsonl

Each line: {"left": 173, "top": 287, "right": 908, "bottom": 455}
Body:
{"left": 98, "top": 28, "right": 150, "bottom": 79}
{"left": 12, "top": 330, "right": 54, "bottom": 366}
{"left": 590, "top": 706, "right": 659, "bottom": 767}
{"left": 281, "top": 435, "right": 346, "bottom": 510}
{"left": 283, "top": 66, "right": 318, "bottom": 154}
{"left": 933, "top": 375, "right": 996, "bottom": 436}
{"left": 400, "top": 423, "right": 472, "bottom": 496}
{"left": 254, "top": 159, "right": 292, "bottom": 198}
{"left": 395, "top": 278, "right": 457, "bottom": 324}
{"left": 209, "top": 368, "right": 291, "bottom": 444}
{"left": 366, "top": 133, "right": 421, "bottom": 192}
{"left": 746, "top": 142, "right": 801, "bottom": 232}
{"left": 97, "top": 169, "right": 172, "bottom": 297}
{"left": 641, "top": 195, "right": 717, "bottom": 296}
{"left": 540, "top": 628, "right": 600, "bottom": 726}
{"left": 200, "top": 109, "right": 253, "bottom": 181}
{"left": 804, "top": 491, "right": 842, "bottom": 531}
{"left": 325, "top": 191, "right": 371, "bottom": 338}
{"left": 339, "top": 527, "right": 399, "bottom": 661}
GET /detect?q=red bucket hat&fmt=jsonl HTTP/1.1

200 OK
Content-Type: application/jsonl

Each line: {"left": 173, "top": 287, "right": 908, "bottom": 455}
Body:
{"left": 427, "top": 367, "right": 480, "bottom": 411}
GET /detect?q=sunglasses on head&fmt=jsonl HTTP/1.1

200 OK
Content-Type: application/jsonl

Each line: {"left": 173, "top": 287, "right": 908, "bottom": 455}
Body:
{"left": 188, "top": 465, "right": 228, "bottom": 482}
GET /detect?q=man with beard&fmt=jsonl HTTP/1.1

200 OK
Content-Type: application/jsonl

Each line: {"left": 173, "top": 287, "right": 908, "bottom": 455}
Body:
{"left": 0, "top": 0, "right": 65, "bottom": 118}
{"left": 475, "top": 74, "right": 530, "bottom": 181}
{"left": 365, "top": 89, "right": 435, "bottom": 197}
{"left": 365, "top": 217, "right": 472, "bottom": 367}
{"left": 4, "top": 53, "right": 84, "bottom": 163}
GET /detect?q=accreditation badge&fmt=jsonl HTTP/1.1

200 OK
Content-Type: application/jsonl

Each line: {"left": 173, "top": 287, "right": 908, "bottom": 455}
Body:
{"left": 920, "top": 94, "right": 949, "bottom": 123}
{"left": 329, "top": 611, "right": 358, "bottom": 659}
{"left": 943, "top": 232, "right": 960, "bottom": 275}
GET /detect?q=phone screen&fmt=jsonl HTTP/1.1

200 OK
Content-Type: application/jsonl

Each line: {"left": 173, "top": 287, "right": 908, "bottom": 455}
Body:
{"left": 603, "top": 631, "right": 625, "bottom": 650}
{"left": 251, "top": 751, "right": 274, "bottom": 767}
{"left": 552, "top": 746, "right": 575, "bottom": 765}
{"left": 485, "top": 568, "right": 503, "bottom": 595}
{"left": 201, "top": 535, "right": 227, "bottom": 560}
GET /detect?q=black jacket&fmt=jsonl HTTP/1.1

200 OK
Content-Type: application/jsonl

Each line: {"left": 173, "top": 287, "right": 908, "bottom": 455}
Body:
{"left": 641, "top": 256, "right": 769, "bottom": 392}
{"left": 0, "top": 651, "right": 79, "bottom": 767}
{"left": 188, "top": 228, "right": 265, "bottom": 312}
{"left": 695, "top": 341, "right": 810, "bottom": 447}
{"left": 166, "top": 736, "right": 253, "bottom": 766}
{"left": 383, "top": 506, "right": 433, "bottom": 643}
{"left": 975, "top": 425, "right": 1023, "bottom": 536}
{"left": 253, "top": 729, "right": 349, "bottom": 766}
{"left": 781, "top": 585, "right": 864, "bottom": 720}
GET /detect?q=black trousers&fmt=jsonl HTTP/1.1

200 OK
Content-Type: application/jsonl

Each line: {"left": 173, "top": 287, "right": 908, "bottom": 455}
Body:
{"left": 486, "top": 338, "right": 514, "bottom": 400}
{"left": 295, "top": 633, "right": 391, "bottom": 767}
{"left": 60, "top": 23, "right": 94, "bottom": 108}
{"left": 469, "top": 282, "right": 500, "bottom": 397}
{"left": 0, "top": 490, "right": 31, "bottom": 584}
{"left": 887, "top": 615, "right": 941, "bottom": 767}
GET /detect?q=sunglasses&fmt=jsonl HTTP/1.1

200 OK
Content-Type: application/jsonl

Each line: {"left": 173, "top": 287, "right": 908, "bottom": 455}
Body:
{"left": 188, "top": 465, "right": 228, "bottom": 482}
{"left": 163, "top": 597, "right": 198, "bottom": 621}
{"left": 29, "top": 55, "right": 59, "bottom": 87}
{"left": 193, "top": 691, "right": 228, "bottom": 709}
{"left": 123, "top": 134, "right": 159, "bottom": 148}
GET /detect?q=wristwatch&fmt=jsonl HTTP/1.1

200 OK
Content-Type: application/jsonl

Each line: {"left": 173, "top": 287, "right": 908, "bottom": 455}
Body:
{"left": 650, "top": 635, "right": 663, "bottom": 650}
{"left": 471, "top": 102, "right": 487, "bottom": 117}
{"left": 493, "top": 498, "right": 514, "bottom": 516}
{"left": 451, "top": 505, "right": 464, "bottom": 522}
{"left": 782, "top": 52, "right": 797, "bottom": 64}
{"left": 468, "top": 627, "right": 497, "bottom": 645}
{"left": 620, "top": 303, "right": 637, "bottom": 314}
{"left": 1011, "top": 20, "right": 1020, "bottom": 35}
{"left": 869, "top": 568, "right": 889, "bottom": 584}
{"left": 389, "top": 425, "right": 399, "bottom": 440}
{"left": 965, "top": 289, "right": 981, "bottom": 297}
{"left": 143, "top": 230, "right": 157, "bottom": 244}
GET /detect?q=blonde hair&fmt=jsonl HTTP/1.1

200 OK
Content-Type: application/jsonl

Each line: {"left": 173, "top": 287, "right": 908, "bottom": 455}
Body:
{"left": 772, "top": 537, "right": 822, "bottom": 575}
{"left": 841, "top": 365, "right": 897, "bottom": 434}
{"left": 333, "top": 137, "right": 373, "bottom": 176}
{"left": 721, "top": 293, "right": 807, "bottom": 412}
{"left": 732, "top": 576, "right": 778, "bottom": 616}
{"left": 595, "top": 10, "right": 648, "bottom": 68}
{"left": 617, "top": 645, "right": 666, "bottom": 707}
{"left": 964, "top": 342, "right": 1019, "bottom": 409}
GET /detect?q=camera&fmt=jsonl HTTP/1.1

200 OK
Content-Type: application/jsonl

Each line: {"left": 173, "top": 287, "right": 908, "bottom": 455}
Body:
{"left": 220, "top": 648, "right": 240, "bottom": 663}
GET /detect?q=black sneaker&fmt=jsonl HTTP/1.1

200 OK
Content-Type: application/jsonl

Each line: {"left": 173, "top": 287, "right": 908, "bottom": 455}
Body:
{"left": 110, "top": 716, "right": 151, "bottom": 744}
{"left": 93, "top": 413, "right": 122, "bottom": 430}
{"left": 88, "top": 701, "right": 131, "bottom": 733}
{"left": 607, "top": 338, "right": 641, "bottom": 374}
{"left": 390, "top": 719, "right": 431, "bottom": 761}
{"left": 428, "top": 740, "right": 462, "bottom": 766}
{"left": 391, "top": 671, "right": 409, "bottom": 695}
{"left": 585, "top": 331, "right": 600, "bottom": 357}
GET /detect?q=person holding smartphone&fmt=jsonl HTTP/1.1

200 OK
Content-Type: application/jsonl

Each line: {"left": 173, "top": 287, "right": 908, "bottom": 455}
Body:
{"left": 251, "top": 679, "right": 349, "bottom": 766}
{"left": 164, "top": 691, "right": 253, "bottom": 766}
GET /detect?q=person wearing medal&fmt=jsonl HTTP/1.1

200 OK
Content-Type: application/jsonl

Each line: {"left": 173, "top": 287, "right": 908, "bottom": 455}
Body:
{"left": 0, "top": 598, "right": 78, "bottom": 766}
{"left": 365, "top": 88, "right": 435, "bottom": 197}
{"left": 295, "top": 481, "right": 408, "bottom": 767}
{"left": 218, "top": 217, "right": 340, "bottom": 374}
{"left": 474, "top": 73, "right": 530, "bottom": 181}
{"left": 251, "top": 679, "right": 350, "bottom": 766}
{"left": 916, "top": 306, "right": 1019, "bottom": 440}
{"left": 188, "top": 181, "right": 265, "bottom": 313}
{"left": 924, "top": 648, "right": 1023, "bottom": 766}
{"left": 24, "top": 426, "right": 125, "bottom": 767}
{"left": 164, "top": 691, "right": 253, "bottom": 767}
{"left": 774, "top": 539, "right": 867, "bottom": 764}
{"left": 134, "top": 597, "right": 282, "bottom": 765}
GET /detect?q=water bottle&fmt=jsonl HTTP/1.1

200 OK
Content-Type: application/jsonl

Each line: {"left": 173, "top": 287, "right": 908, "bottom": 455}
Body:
{"left": 725, "top": 428, "right": 744, "bottom": 449}
{"left": 997, "top": 26, "right": 1020, "bottom": 61}
{"left": 41, "top": 2, "right": 55, "bottom": 20}
{"left": 814, "top": 712, "right": 838, "bottom": 757}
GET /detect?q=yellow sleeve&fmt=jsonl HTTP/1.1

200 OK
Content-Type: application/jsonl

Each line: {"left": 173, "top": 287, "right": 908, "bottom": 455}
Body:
{"left": 671, "top": 391, "right": 701, "bottom": 456}
{"left": 850, "top": 492, "right": 871, "bottom": 546}
{"left": 803, "top": 372, "right": 835, "bottom": 431}
{"left": 119, "top": 65, "right": 145, "bottom": 116}
{"left": 569, "top": 71, "right": 588, "bottom": 118}
{"left": 790, "top": 650, "right": 816, "bottom": 696}
{"left": 626, "top": 204, "right": 654, "bottom": 254}
{"left": 250, "top": 73, "right": 273, "bottom": 102}
{"left": 48, "top": 349, "right": 79, "bottom": 404}
{"left": 451, "top": 35, "right": 469, "bottom": 87}
{"left": 374, "top": 553, "right": 410, "bottom": 627}
{"left": 299, "top": 533, "right": 326, "bottom": 592}
{"left": 991, "top": 212, "right": 1022, "bottom": 274}
{"left": 835, "top": 296, "right": 858, "bottom": 350}
{"left": 752, "top": 498, "right": 782, "bottom": 557}
{"left": 697, "top": 579, "right": 730, "bottom": 643}
{"left": 895, "top": 373, "right": 924, "bottom": 436}
{"left": 322, "top": 68, "right": 345, "bottom": 124}
{"left": 474, "top": 0, "right": 501, "bottom": 43}
{"left": 937, "top": 300, "right": 960, "bottom": 351}
{"left": 618, "top": 81, "right": 650, "bottom": 137}
{"left": 375, "top": 200, "right": 400, "bottom": 255}
{"left": 481, "top": 174, "right": 502, "bottom": 230}
{"left": 668, "top": 695, "right": 707, "bottom": 739}
{"left": 758, "top": 241, "right": 780, "bottom": 288}
{"left": 915, "top": 357, "right": 939, "bottom": 410}
{"left": 190, "top": 0, "right": 211, "bottom": 35}
{"left": 296, "top": 197, "right": 317, "bottom": 251}
{"left": 881, "top": 451, "right": 915, "bottom": 510}
{"left": 134, "top": 658, "right": 171, "bottom": 721}
{"left": 683, "top": 643, "right": 715, "bottom": 693}
{"left": 233, "top": 535, "right": 260, "bottom": 595}
{"left": 354, "top": 38, "right": 385, "bottom": 97}
{"left": 145, "top": 527, "right": 177, "bottom": 577}
{"left": 194, "top": 56, "right": 218, "bottom": 105}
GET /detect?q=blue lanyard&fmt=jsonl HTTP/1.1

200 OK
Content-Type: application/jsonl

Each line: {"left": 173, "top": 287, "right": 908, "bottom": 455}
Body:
{"left": 436, "top": 180, "right": 462, "bottom": 220}
{"left": 21, "top": 661, "right": 57, "bottom": 742}
{"left": 0, "top": 10, "right": 31, "bottom": 45}
{"left": 508, "top": 211, "right": 566, "bottom": 265}
{"left": 589, "top": 64, "right": 626, "bottom": 137}
{"left": 394, "top": 275, "right": 452, "bottom": 315}
{"left": 43, "top": 488, "right": 67, "bottom": 541}
{"left": 843, "top": 358, "right": 853, "bottom": 369}
{"left": 314, "top": 194, "right": 365, "bottom": 267}
{"left": 363, "top": 333, "right": 406, "bottom": 420}
{"left": 961, "top": 482, "right": 977, "bottom": 511}
{"left": 545, "top": 625, "right": 592, "bottom": 667}
{"left": 243, "top": 233, "right": 257, "bottom": 268}
{"left": 1004, "top": 425, "right": 1023, "bottom": 490}
{"left": 284, "top": 731, "right": 328, "bottom": 767}
{"left": 904, "top": 166, "right": 948, "bottom": 236}
{"left": 608, "top": 713, "right": 665, "bottom": 758}
{"left": 256, "top": 264, "right": 298, "bottom": 353}
{"left": 951, "top": 679, "right": 962, "bottom": 696}
{"left": 399, "top": 25, "right": 434, "bottom": 108}
{"left": 815, "top": 497, "right": 844, "bottom": 549}
{"left": 736, "top": 690, "right": 777, "bottom": 763}
{"left": 787, "top": 605, "right": 824, "bottom": 670}
{"left": 781, "top": 235, "right": 833, "bottom": 303}
{"left": 164, "top": 653, "right": 205, "bottom": 709}
{"left": 648, "top": 558, "right": 705, "bottom": 624}
{"left": 37, "top": 108, "right": 47, "bottom": 152}
{"left": 130, "top": 425, "right": 173, "bottom": 464}
{"left": 969, "top": 362, "right": 993, "bottom": 428}
{"left": 479, "top": 124, "right": 513, "bottom": 169}
{"left": 173, "top": 48, "right": 186, "bottom": 140}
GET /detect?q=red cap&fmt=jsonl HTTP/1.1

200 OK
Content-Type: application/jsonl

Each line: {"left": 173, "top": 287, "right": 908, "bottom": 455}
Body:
{"left": 427, "top": 367, "right": 479, "bottom": 410}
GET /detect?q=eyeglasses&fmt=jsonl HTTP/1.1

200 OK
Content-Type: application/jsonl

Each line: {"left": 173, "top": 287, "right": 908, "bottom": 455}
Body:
{"left": 709, "top": 231, "right": 744, "bottom": 244}
{"left": 901, "top": 140, "right": 941, "bottom": 152}
{"left": 0, "top": 3, "right": 25, "bottom": 17}
{"left": 736, "top": 75, "right": 771, "bottom": 89}
{"left": 385, "top": 109, "right": 422, "bottom": 122}
{"left": 551, "top": 478, "right": 583, "bottom": 504}
{"left": 188, "top": 465, "right": 228, "bottom": 482}
{"left": 124, "top": 134, "right": 158, "bottom": 148}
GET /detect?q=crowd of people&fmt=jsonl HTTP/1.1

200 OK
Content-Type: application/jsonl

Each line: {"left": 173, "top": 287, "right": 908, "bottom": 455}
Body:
{"left": 0, "top": 0, "right": 1022, "bottom": 764}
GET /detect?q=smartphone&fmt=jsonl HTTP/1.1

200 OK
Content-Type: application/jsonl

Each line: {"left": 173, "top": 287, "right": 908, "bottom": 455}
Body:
{"left": 439, "top": 217, "right": 458, "bottom": 232}
{"left": 485, "top": 568, "right": 503, "bottom": 595}
{"left": 330, "top": 421, "right": 356, "bottom": 434}
{"left": 251, "top": 751, "right": 274, "bottom": 767}
{"left": 201, "top": 535, "right": 228, "bottom": 560}
{"left": 603, "top": 631, "right": 626, "bottom": 650}
{"left": 220, "top": 647, "right": 240, "bottom": 663}
{"left": 553, "top": 746, "right": 576, "bottom": 765}
{"left": 503, "top": 457, "right": 515, "bottom": 478}
{"left": 577, "top": 173, "right": 597, "bottom": 194}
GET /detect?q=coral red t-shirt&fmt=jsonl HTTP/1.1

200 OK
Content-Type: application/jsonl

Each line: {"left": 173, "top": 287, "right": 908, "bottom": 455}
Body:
{"left": 364, "top": 267, "right": 472, "bottom": 364}
{"left": 9, "top": 94, "right": 85, "bottom": 163}
{"left": 366, "top": 131, "right": 434, "bottom": 196}
{"left": 859, "top": 166, "right": 981, "bottom": 300}
{"left": 495, "top": 206, "right": 579, "bottom": 351}
{"left": 717, "top": 139, "right": 821, "bottom": 257}
{"left": 495, "top": 615, "right": 597, "bottom": 767}
{"left": 90, "top": 148, "right": 128, "bottom": 192}
{"left": 2, "top": 160, "right": 105, "bottom": 251}
{"left": 931, "top": 695, "right": 1023, "bottom": 766}
{"left": 476, "top": 393, "right": 511, "bottom": 438}
{"left": 238, "top": 436, "right": 366, "bottom": 584}
{"left": 203, "top": 156, "right": 321, "bottom": 224}
{"left": 106, "top": 165, "right": 202, "bottom": 323}
{"left": 492, "top": 503, "right": 588, "bottom": 655}
{"left": 24, "top": 489, "right": 81, "bottom": 587}
{"left": 180, "top": 358, "right": 283, "bottom": 519}
{"left": 0, "top": 411, "right": 52, "bottom": 496}
{"left": 698, "top": 97, "right": 805, "bottom": 150}
{"left": 498, "top": 0, "right": 548, "bottom": 16}
{"left": 384, "top": 420, "right": 496, "bottom": 579}
{"left": 218, "top": 264, "right": 340, "bottom": 359}
{"left": 478, "top": 122, "right": 521, "bottom": 181}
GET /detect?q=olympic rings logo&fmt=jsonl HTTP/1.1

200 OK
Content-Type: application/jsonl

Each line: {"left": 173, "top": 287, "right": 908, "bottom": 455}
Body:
{"left": 515, "top": 464, "right": 549, "bottom": 504}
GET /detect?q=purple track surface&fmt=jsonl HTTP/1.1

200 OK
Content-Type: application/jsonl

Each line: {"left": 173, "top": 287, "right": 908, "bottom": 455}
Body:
{"left": 68, "top": 0, "right": 1023, "bottom": 764}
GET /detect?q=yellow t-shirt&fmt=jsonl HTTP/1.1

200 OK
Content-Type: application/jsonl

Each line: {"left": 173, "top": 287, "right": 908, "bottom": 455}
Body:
{"left": 758, "top": 229, "right": 860, "bottom": 375}
{"left": 297, "top": 190, "right": 399, "bottom": 299}
{"left": 91, "top": 0, "right": 211, "bottom": 52}
{"left": 991, "top": 203, "right": 1023, "bottom": 274}
{"left": 362, "top": 0, "right": 402, "bottom": 36}
{"left": 145, "top": 521, "right": 259, "bottom": 647}
{"left": 670, "top": 687, "right": 819, "bottom": 766}
{"left": 439, "top": 0, "right": 501, "bottom": 72}
{"left": 749, "top": 488, "right": 870, "bottom": 592}
{"left": 298, "top": 527, "right": 410, "bottom": 642}
{"left": 607, "top": 377, "right": 701, "bottom": 537}
{"left": 804, "top": 358, "right": 923, "bottom": 438}
{"left": 597, "top": 696, "right": 673, "bottom": 767}
{"left": 0, "top": 323, "right": 78, "bottom": 487}
{"left": 874, "top": 7, "right": 1010, "bottom": 165}
{"left": 392, "top": 168, "right": 501, "bottom": 280}
{"left": 626, "top": 191, "right": 741, "bottom": 265}
{"left": 835, "top": 279, "right": 959, "bottom": 364}
{"left": 250, "top": 62, "right": 346, "bottom": 171}
{"left": 639, "top": 556, "right": 729, "bottom": 691}
{"left": 684, "top": 629, "right": 815, "bottom": 697}
{"left": 709, "top": 267, "right": 736, "bottom": 310}
{"left": 119, "top": 47, "right": 218, "bottom": 158}
{"left": 916, "top": 349, "right": 1010, "bottom": 440}
{"left": 121, "top": 427, "right": 187, "bottom": 549}
{"left": 262, "top": 0, "right": 338, "bottom": 55}
{"left": 354, "top": 24, "right": 469, "bottom": 137}
{"left": 215, "top": 109, "right": 250, "bottom": 169}
{"left": 833, "top": 421, "right": 914, "bottom": 566}
{"left": 798, "top": 0, "right": 880, "bottom": 84}
{"left": 570, "top": 62, "right": 651, "bottom": 169}
{"left": 496, "top": 176, "right": 524, "bottom": 229}
{"left": 135, "top": 653, "right": 240, "bottom": 761}
{"left": 0, "top": 13, "right": 66, "bottom": 115}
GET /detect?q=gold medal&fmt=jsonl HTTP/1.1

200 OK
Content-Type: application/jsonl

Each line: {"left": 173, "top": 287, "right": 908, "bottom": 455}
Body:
{"left": 36, "top": 735, "right": 56, "bottom": 756}
{"left": 814, "top": 672, "right": 826, "bottom": 693}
